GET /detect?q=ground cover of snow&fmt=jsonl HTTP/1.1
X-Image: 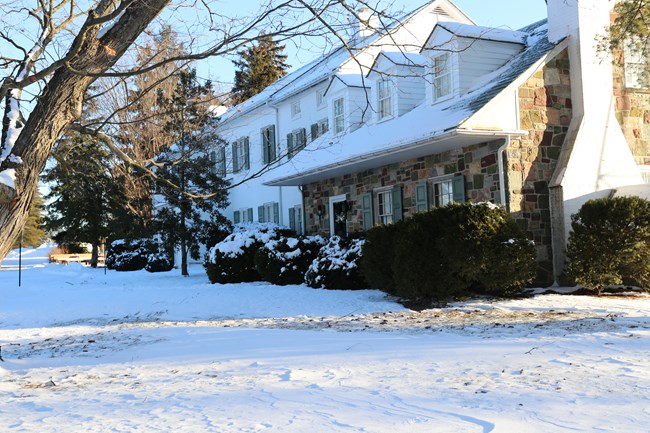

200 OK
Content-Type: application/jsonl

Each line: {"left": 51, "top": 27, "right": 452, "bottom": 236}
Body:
{"left": 1, "top": 246, "right": 649, "bottom": 432}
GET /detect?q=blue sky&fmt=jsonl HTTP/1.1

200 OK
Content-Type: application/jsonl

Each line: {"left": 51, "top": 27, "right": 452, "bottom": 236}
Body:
{"left": 203, "top": 0, "right": 549, "bottom": 87}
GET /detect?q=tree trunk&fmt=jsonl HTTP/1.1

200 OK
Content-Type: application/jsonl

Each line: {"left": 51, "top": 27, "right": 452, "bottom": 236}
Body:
{"left": 0, "top": 0, "right": 171, "bottom": 261}
{"left": 91, "top": 241, "right": 99, "bottom": 268}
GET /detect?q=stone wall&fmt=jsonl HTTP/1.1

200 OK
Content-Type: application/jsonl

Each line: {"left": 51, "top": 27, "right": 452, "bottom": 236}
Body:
{"left": 612, "top": 50, "right": 650, "bottom": 167}
{"left": 302, "top": 49, "right": 572, "bottom": 284}
{"left": 508, "top": 49, "right": 572, "bottom": 277}
{"left": 303, "top": 140, "right": 505, "bottom": 235}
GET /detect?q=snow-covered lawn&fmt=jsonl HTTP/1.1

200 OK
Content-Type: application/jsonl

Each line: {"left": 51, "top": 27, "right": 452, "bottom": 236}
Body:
{"left": 1, "top": 247, "right": 649, "bottom": 432}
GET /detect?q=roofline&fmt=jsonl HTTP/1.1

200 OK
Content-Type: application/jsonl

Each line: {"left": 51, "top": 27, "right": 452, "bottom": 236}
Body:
{"left": 220, "top": 0, "right": 473, "bottom": 125}
{"left": 265, "top": 128, "right": 527, "bottom": 186}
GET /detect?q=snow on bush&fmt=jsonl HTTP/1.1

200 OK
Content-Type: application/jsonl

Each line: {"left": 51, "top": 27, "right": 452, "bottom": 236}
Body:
{"left": 305, "top": 236, "right": 368, "bottom": 290}
{"left": 254, "top": 235, "right": 327, "bottom": 285}
{"left": 205, "top": 223, "right": 295, "bottom": 284}
{"left": 145, "top": 251, "right": 174, "bottom": 273}
{"left": 106, "top": 238, "right": 157, "bottom": 272}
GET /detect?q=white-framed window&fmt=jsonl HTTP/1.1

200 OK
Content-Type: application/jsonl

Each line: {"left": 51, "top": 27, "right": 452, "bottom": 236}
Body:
{"left": 376, "top": 188, "right": 394, "bottom": 225}
{"left": 310, "top": 118, "right": 329, "bottom": 141}
{"left": 259, "top": 202, "right": 279, "bottom": 224}
{"left": 261, "top": 125, "right": 276, "bottom": 164}
{"left": 624, "top": 40, "right": 648, "bottom": 89}
{"left": 287, "top": 128, "right": 307, "bottom": 158}
{"left": 291, "top": 100, "right": 301, "bottom": 118}
{"left": 289, "top": 205, "right": 304, "bottom": 234}
{"left": 316, "top": 90, "right": 326, "bottom": 109}
{"left": 333, "top": 97, "right": 345, "bottom": 134}
{"left": 432, "top": 52, "right": 453, "bottom": 102}
{"left": 232, "top": 136, "right": 250, "bottom": 173}
{"left": 377, "top": 79, "right": 393, "bottom": 120}
{"left": 329, "top": 194, "right": 348, "bottom": 237}
{"left": 234, "top": 208, "right": 253, "bottom": 224}
{"left": 429, "top": 174, "right": 465, "bottom": 207}
{"left": 212, "top": 147, "right": 226, "bottom": 176}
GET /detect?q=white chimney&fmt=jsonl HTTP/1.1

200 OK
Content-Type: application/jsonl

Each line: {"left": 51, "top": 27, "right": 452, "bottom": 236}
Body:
{"left": 357, "top": 7, "right": 380, "bottom": 40}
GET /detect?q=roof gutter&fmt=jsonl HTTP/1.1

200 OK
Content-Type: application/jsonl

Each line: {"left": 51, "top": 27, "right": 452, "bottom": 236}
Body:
{"left": 266, "top": 127, "right": 528, "bottom": 186}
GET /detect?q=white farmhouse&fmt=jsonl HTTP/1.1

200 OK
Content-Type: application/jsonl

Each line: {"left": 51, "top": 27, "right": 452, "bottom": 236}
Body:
{"left": 215, "top": 0, "right": 650, "bottom": 285}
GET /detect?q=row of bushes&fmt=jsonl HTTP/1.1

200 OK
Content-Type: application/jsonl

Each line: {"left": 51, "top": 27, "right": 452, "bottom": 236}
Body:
{"left": 205, "top": 204, "right": 537, "bottom": 302}
{"left": 204, "top": 223, "right": 367, "bottom": 290}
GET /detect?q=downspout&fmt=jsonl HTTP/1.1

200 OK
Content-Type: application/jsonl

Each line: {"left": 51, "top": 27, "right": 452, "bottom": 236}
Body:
{"left": 266, "top": 99, "right": 284, "bottom": 225}
{"left": 497, "top": 135, "right": 510, "bottom": 210}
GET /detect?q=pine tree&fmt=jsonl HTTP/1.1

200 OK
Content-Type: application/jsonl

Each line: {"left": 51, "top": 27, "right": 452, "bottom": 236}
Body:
{"left": 12, "top": 193, "right": 45, "bottom": 249}
{"left": 154, "top": 69, "right": 231, "bottom": 276}
{"left": 230, "top": 35, "right": 290, "bottom": 105}
{"left": 42, "top": 133, "right": 132, "bottom": 267}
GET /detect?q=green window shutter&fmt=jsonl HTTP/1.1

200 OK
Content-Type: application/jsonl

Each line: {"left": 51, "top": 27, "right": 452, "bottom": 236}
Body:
{"left": 452, "top": 174, "right": 466, "bottom": 203}
{"left": 269, "top": 125, "right": 276, "bottom": 161}
{"left": 219, "top": 147, "right": 226, "bottom": 175}
{"left": 310, "top": 123, "right": 319, "bottom": 141}
{"left": 391, "top": 186, "right": 403, "bottom": 222}
{"left": 258, "top": 205, "right": 265, "bottom": 223}
{"left": 232, "top": 142, "right": 239, "bottom": 173}
{"left": 288, "top": 207, "right": 296, "bottom": 230}
{"left": 415, "top": 182, "right": 429, "bottom": 212}
{"left": 247, "top": 208, "right": 253, "bottom": 222}
{"left": 362, "top": 192, "right": 374, "bottom": 231}
{"left": 287, "top": 133, "right": 294, "bottom": 159}
{"left": 244, "top": 137, "right": 250, "bottom": 170}
{"left": 273, "top": 202, "right": 280, "bottom": 223}
{"left": 298, "top": 128, "right": 306, "bottom": 149}
{"left": 233, "top": 211, "right": 240, "bottom": 224}
{"left": 262, "top": 129, "right": 269, "bottom": 164}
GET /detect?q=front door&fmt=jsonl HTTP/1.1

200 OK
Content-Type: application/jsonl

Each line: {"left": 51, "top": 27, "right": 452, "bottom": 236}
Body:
{"left": 329, "top": 194, "right": 348, "bottom": 237}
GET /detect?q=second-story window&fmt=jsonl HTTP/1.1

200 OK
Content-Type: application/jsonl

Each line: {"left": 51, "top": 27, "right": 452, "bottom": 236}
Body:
{"left": 432, "top": 52, "right": 452, "bottom": 102}
{"left": 262, "top": 125, "right": 276, "bottom": 164}
{"left": 232, "top": 137, "right": 250, "bottom": 173}
{"left": 287, "top": 128, "right": 306, "bottom": 159}
{"left": 333, "top": 97, "right": 345, "bottom": 134}
{"left": 316, "top": 90, "right": 326, "bottom": 109}
{"left": 291, "top": 101, "right": 301, "bottom": 118}
{"left": 377, "top": 79, "right": 393, "bottom": 120}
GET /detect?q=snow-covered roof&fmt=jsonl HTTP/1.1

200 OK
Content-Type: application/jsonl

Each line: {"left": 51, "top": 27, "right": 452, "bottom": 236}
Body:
{"left": 367, "top": 51, "right": 427, "bottom": 78}
{"left": 435, "top": 21, "right": 528, "bottom": 45}
{"left": 265, "top": 20, "right": 554, "bottom": 187}
{"left": 216, "top": 0, "right": 453, "bottom": 124}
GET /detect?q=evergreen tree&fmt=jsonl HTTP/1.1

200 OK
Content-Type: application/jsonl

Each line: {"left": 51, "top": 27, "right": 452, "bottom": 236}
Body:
{"left": 154, "top": 68, "right": 231, "bottom": 276}
{"left": 42, "top": 134, "right": 132, "bottom": 267}
{"left": 12, "top": 193, "right": 46, "bottom": 249}
{"left": 230, "top": 35, "right": 290, "bottom": 105}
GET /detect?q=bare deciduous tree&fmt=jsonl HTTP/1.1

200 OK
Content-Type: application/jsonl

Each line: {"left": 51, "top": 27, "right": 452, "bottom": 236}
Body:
{"left": 0, "top": 0, "right": 407, "bottom": 260}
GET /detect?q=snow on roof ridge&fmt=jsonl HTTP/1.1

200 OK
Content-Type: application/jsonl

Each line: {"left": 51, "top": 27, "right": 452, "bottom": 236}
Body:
{"left": 436, "top": 21, "right": 528, "bottom": 45}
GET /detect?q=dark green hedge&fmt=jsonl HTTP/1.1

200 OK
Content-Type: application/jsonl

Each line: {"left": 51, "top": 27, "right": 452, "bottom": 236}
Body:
{"left": 254, "top": 235, "right": 327, "bottom": 285}
{"left": 566, "top": 196, "right": 650, "bottom": 291}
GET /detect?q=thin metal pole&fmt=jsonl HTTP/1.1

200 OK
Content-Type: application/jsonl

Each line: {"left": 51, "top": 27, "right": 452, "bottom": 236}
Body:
{"left": 18, "top": 232, "right": 23, "bottom": 287}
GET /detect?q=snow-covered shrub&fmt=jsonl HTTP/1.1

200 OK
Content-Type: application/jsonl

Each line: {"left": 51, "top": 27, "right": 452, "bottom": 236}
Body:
{"left": 105, "top": 238, "right": 157, "bottom": 271}
{"left": 305, "top": 235, "right": 368, "bottom": 290}
{"left": 391, "top": 203, "right": 535, "bottom": 302}
{"left": 566, "top": 196, "right": 650, "bottom": 291}
{"left": 205, "top": 223, "right": 295, "bottom": 284}
{"left": 145, "top": 250, "right": 174, "bottom": 273}
{"left": 254, "top": 235, "right": 327, "bottom": 285}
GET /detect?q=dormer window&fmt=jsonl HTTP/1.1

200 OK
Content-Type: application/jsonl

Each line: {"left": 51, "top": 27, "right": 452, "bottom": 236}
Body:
{"left": 432, "top": 52, "right": 453, "bottom": 102}
{"left": 333, "top": 97, "right": 345, "bottom": 134}
{"left": 377, "top": 79, "right": 393, "bottom": 120}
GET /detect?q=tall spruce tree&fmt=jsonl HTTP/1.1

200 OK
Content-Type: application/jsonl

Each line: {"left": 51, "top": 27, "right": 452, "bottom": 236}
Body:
{"left": 42, "top": 134, "right": 131, "bottom": 267}
{"left": 154, "top": 69, "right": 231, "bottom": 276}
{"left": 230, "top": 35, "right": 290, "bottom": 105}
